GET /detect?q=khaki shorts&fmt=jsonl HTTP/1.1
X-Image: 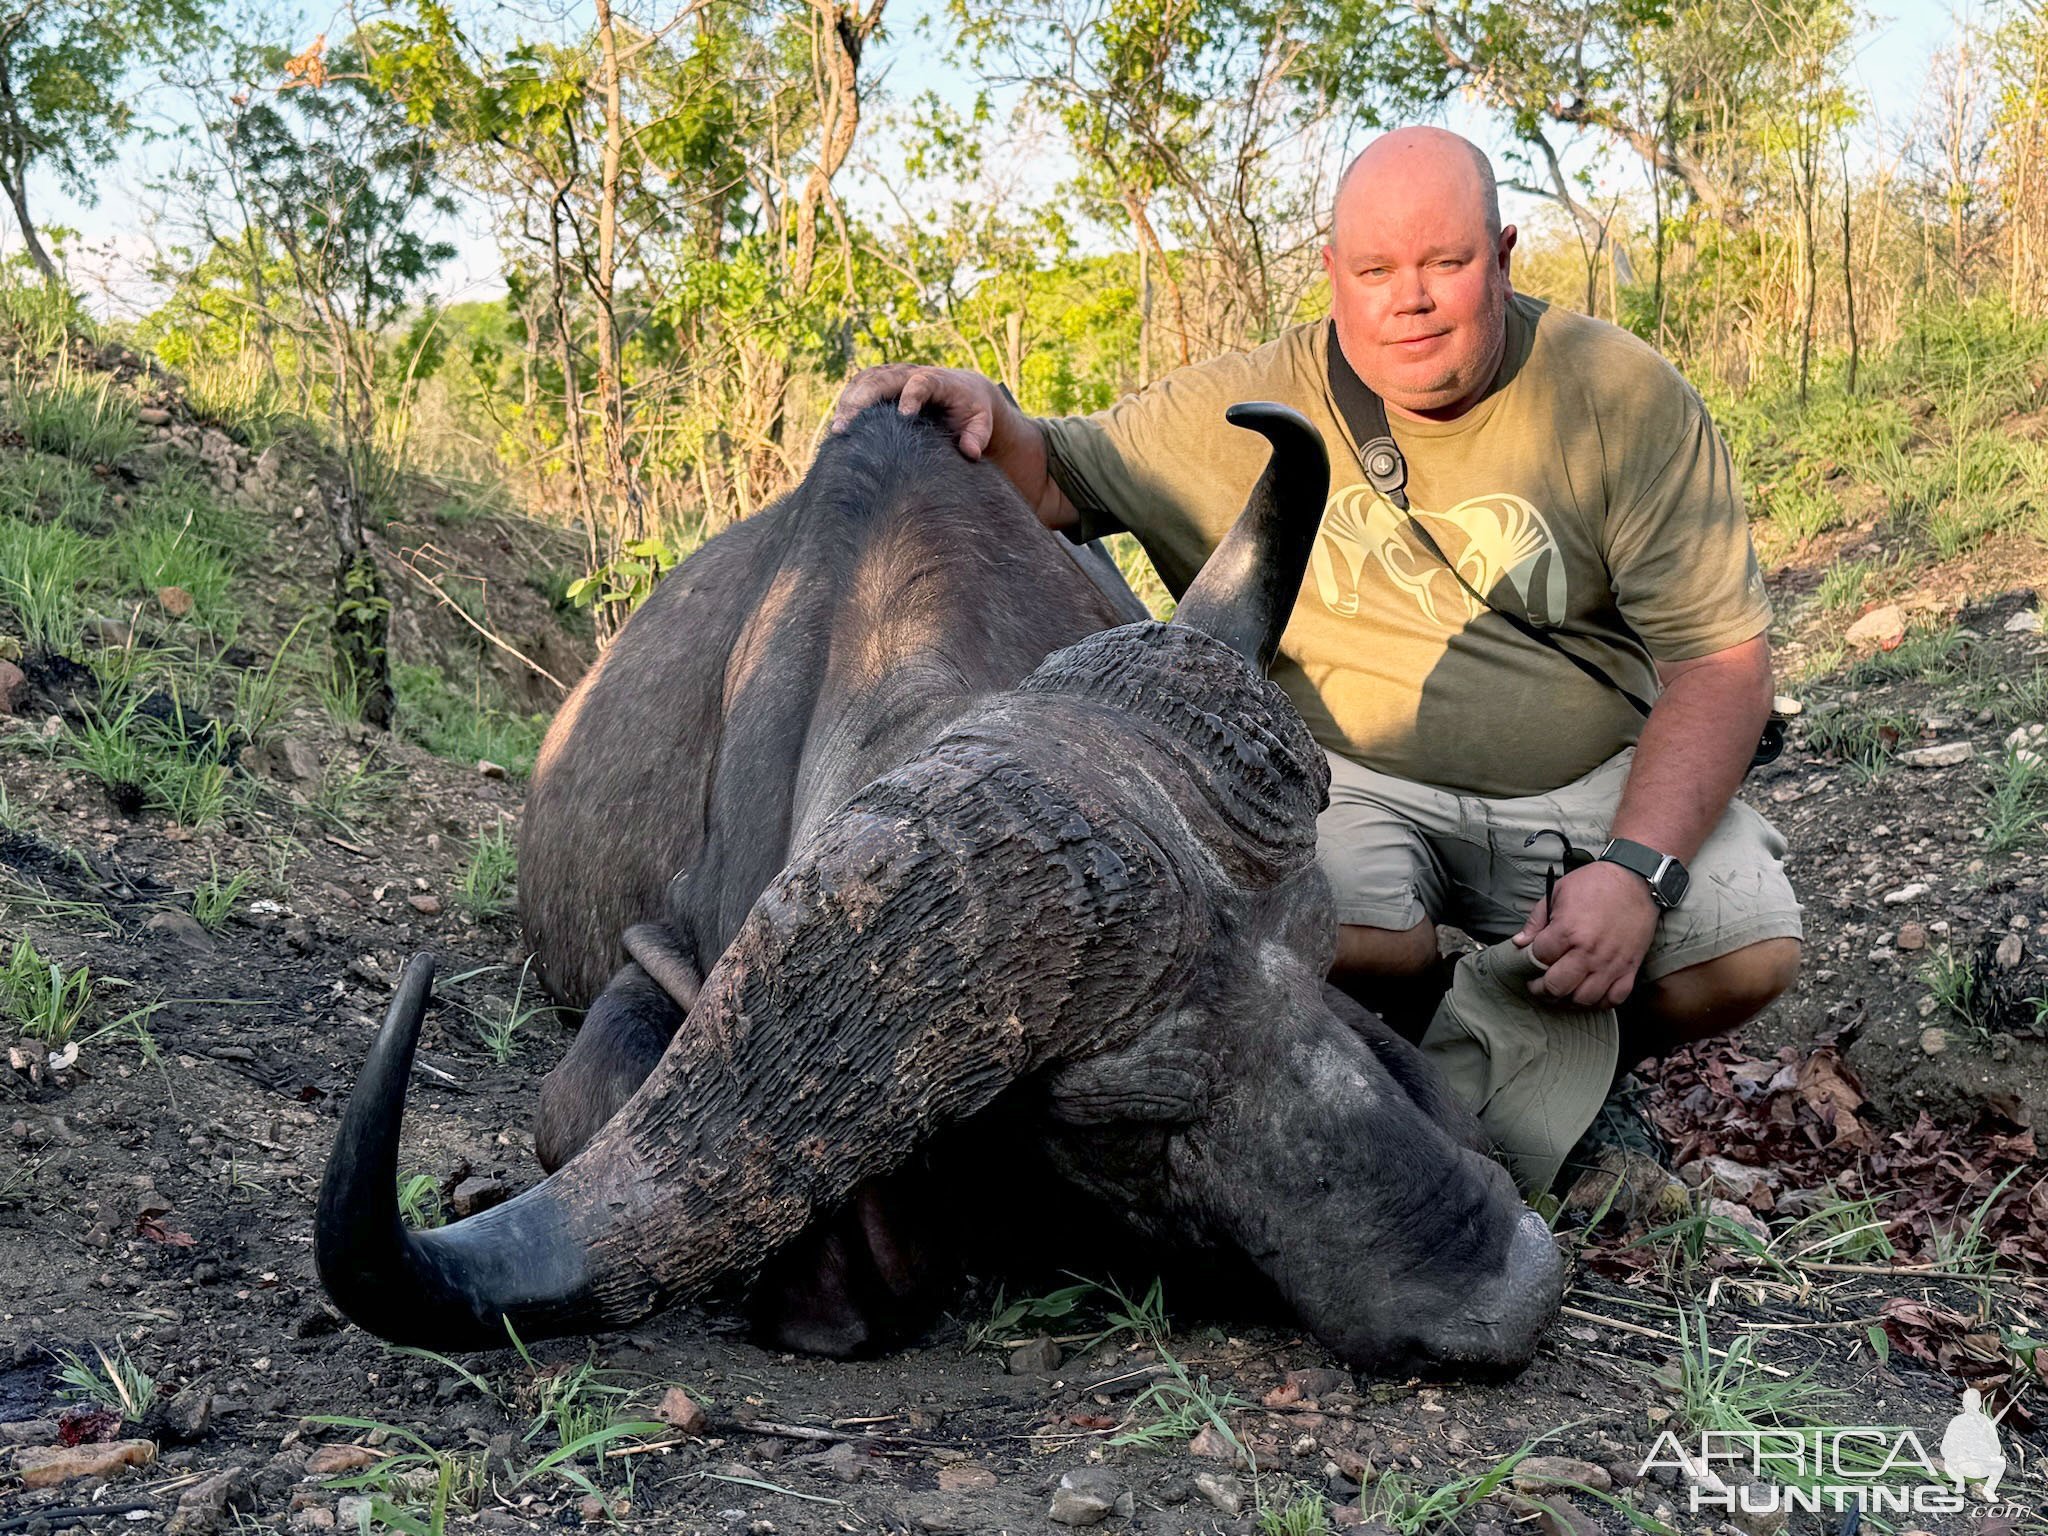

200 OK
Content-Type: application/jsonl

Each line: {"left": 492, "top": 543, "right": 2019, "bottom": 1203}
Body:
{"left": 1318, "top": 747, "right": 1803, "bottom": 981}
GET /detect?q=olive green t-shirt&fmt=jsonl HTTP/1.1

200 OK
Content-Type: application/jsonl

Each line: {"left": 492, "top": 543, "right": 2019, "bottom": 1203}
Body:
{"left": 1039, "top": 295, "right": 1770, "bottom": 798}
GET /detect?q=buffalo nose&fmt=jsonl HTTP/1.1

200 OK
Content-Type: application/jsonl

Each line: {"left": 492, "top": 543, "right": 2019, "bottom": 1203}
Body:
{"left": 1423, "top": 1210, "right": 1564, "bottom": 1375}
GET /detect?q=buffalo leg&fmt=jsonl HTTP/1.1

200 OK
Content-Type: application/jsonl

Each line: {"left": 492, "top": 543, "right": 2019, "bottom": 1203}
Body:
{"left": 536, "top": 963, "right": 684, "bottom": 1172}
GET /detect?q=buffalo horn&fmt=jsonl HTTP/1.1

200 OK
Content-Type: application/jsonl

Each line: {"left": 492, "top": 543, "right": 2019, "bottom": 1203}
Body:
{"left": 315, "top": 728, "right": 1203, "bottom": 1348}
{"left": 1171, "top": 402, "right": 1330, "bottom": 671}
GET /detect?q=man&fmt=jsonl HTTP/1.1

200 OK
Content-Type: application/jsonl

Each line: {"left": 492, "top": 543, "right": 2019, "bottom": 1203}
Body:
{"left": 830, "top": 127, "right": 1802, "bottom": 1194}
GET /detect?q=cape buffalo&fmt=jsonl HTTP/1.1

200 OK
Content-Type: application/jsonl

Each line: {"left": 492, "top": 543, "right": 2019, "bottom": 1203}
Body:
{"left": 315, "top": 401, "right": 1563, "bottom": 1376}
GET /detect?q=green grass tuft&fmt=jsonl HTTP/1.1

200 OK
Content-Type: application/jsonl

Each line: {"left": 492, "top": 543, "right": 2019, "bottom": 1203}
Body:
{"left": 392, "top": 662, "right": 547, "bottom": 777}
{"left": 9, "top": 358, "right": 140, "bottom": 464}
{"left": 53, "top": 1342, "right": 156, "bottom": 1421}
{"left": 0, "top": 514, "right": 97, "bottom": 652}
{"left": 456, "top": 824, "right": 518, "bottom": 921}
{"left": 0, "top": 935, "right": 95, "bottom": 1044}
{"left": 193, "top": 858, "right": 255, "bottom": 932}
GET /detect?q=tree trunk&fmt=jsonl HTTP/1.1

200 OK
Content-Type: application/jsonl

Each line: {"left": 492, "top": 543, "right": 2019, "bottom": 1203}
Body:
{"left": 1136, "top": 229, "right": 1152, "bottom": 390}
{"left": 322, "top": 477, "right": 394, "bottom": 731}
{"left": 1797, "top": 129, "right": 1817, "bottom": 407}
{"left": 591, "top": 0, "right": 639, "bottom": 556}
{"left": 1122, "top": 192, "right": 1189, "bottom": 369}
{"left": 1, "top": 163, "right": 57, "bottom": 285}
{"left": 1839, "top": 131, "right": 1858, "bottom": 395}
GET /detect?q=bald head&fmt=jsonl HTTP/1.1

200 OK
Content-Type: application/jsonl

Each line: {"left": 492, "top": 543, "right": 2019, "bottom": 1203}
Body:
{"left": 1320, "top": 127, "right": 1515, "bottom": 420}
{"left": 1334, "top": 128, "right": 1500, "bottom": 244}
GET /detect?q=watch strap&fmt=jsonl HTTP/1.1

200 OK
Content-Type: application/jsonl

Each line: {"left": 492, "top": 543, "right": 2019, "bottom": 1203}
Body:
{"left": 1598, "top": 838, "right": 1685, "bottom": 908}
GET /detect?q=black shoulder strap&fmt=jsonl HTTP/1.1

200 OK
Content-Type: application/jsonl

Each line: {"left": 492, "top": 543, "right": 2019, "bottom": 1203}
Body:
{"left": 1322, "top": 325, "right": 1655, "bottom": 720}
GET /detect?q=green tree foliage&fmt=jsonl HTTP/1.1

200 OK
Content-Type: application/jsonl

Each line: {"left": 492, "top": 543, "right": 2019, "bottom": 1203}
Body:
{"left": 0, "top": 1, "right": 209, "bottom": 282}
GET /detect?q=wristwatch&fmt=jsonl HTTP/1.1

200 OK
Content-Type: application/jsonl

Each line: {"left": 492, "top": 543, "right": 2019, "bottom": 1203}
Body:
{"left": 1597, "top": 838, "right": 1690, "bottom": 910}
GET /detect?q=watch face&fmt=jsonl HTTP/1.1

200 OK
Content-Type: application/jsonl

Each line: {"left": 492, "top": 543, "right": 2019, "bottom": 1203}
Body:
{"left": 1657, "top": 861, "right": 1691, "bottom": 908}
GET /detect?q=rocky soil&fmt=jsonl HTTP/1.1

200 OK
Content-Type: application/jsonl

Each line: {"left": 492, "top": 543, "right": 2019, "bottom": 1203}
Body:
{"left": 1, "top": 354, "right": 2043, "bottom": 1535}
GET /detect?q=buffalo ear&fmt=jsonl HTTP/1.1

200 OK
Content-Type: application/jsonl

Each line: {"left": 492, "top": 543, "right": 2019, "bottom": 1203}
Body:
{"left": 1044, "top": 1046, "right": 1211, "bottom": 1126}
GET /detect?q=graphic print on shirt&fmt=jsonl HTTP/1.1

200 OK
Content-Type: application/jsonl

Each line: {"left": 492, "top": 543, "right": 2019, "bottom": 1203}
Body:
{"left": 1309, "top": 483, "right": 1569, "bottom": 630}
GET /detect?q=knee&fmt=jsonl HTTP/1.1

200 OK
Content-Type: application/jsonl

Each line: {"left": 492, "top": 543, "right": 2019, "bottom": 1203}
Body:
{"left": 1713, "top": 936, "right": 1803, "bottom": 1018}
{"left": 1332, "top": 918, "right": 1439, "bottom": 979}
{"left": 1644, "top": 937, "right": 1802, "bottom": 1043}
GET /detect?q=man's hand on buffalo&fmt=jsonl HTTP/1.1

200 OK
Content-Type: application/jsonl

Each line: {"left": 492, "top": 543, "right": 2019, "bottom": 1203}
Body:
{"left": 832, "top": 364, "right": 1008, "bottom": 458}
{"left": 831, "top": 364, "right": 1081, "bottom": 533}
{"left": 1511, "top": 859, "right": 1659, "bottom": 1009}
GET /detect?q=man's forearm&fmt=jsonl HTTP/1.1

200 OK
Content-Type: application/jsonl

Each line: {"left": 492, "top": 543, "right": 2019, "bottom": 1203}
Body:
{"left": 1608, "top": 636, "right": 1773, "bottom": 863}
{"left": 989, "top": 412, "right": 1081, "bottom": 533}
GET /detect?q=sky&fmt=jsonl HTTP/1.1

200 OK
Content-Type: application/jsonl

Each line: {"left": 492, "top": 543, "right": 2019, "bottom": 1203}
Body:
{"left": 24, "top": 0, "right": 1971, "bottom": 321}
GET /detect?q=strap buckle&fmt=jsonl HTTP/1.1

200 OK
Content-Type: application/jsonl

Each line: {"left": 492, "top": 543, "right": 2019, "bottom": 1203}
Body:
{"left": 1359, "top": 434, "right": 1407, "bottom": 505}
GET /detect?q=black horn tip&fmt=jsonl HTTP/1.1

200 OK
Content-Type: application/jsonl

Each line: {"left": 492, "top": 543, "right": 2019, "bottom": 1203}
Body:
{"left": 1224, "top": 399, "right": 1311, "bottom": 433}
{"left": 1224, "top": 401, "right": 1330, "bottom": 479}
{"left": 1171, "top": 401, "right": 1331, "bottom": 670}
{"left": 314, "top": 951, "right": 438, "bottom": 1329}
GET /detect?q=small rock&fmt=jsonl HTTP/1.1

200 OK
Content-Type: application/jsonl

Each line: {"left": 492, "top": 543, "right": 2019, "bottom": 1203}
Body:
{"left": 1007, "top": 1334, "right": 1061, "bottom": 1375}
{"left": 1511, "top": 1457, "right": 1613, "bottom": 1494}
{"left": 157, "top": 585, "right": 195, "bottom": 618}
{"left": 477, "top": 759, "right": 507, "bottom": 779}
{"left": 407, "top": 893, "right": 441, "bottom": 915}
{"left": 166, "top": 1464, "right": 251, "bottom": 1535}
{"left": 158, "top": 1386, "right": 214, "bottom": 1443}
{"left": 936, "top": 1464, "right": 996, "bottom": 1492}
{"left": 146, "top": 909, "right": 216, "bottom": 952}
{"left": 1048, "top": 1467, "right": 1122, "bottom": 1527}
{"left": 1845, "top": 604, "right": 1905, "bottom": 651}
{"left": 1899, "top": 742, "right": 1972, "bottom": 769}
{"left": 292, "top": 1510, "right": 336, "bottom": 1531}
{"left": 2004, "top": 609, "right": 2042, "bottom": 634}
{"left": 275, "top": 737, "right": 322, "bottom": 782}
{"left": 449, "top": 1175, "right": 510, "bottom": 1217}
{"left": 335, "top": 1496, "right": 372, "bottom": 1528}
{"left": 1724, "top": 1488, "right": 1790, "bottom": 1536}
{"left": 1920, "top": 1027, "right": 1949, "bottom": 1056}
{"left": 1882, "top": 882, "right": 1930, "bottom": 905}
{"left": 1284, "top": 1367, "right": 1350, "bottom": 1399}
{"left": 1995, "top": 933, "right": 2024, "bottom": 970}
{"left": 13, "top": 1437, "right": 156, "bottom": 1488}
{"left": 8, "top": 1041, "right": 46, "bottom": 1082}
{"left": 139, "top": 406, "right": 172, "bottom": 427}
{"left": 654, "top": 1386, "right": 708, "bottom": 1435}
{"left": 807, "top": 1441, "right": 876, "bottom": 1483}
{"left": 1896, "top": 922, "right": 1929, "bottom": 952}
{"left": 1709, "top": 1198, "right": 1770, "bottom": 1242}
{"left": 0, "top": 1418, "right": 58, "bottom": 1446}
{"left": 305, "top": 1444, "right": 378, "bottom": 1476}
{"left": 291, "top": 1304, "right": 342, "bottom": 1341}
{"left": 87, "top": 615, "right": 134, "bottom": 648}
{"left": 1520, "top": 1492, "right": 1602, "bottom": 1536}
{"left": 1188, "top": 1421, "right": 1248, "bottom": 1465}
{"left": 0, "top": 658, "right": 25, "bottom": 715}
{"left": 2006, "top": 723, "right": 2048, "bottom": 750}
{"left": 1191, "top": 1471, "right": 1244, "bottom": 1516}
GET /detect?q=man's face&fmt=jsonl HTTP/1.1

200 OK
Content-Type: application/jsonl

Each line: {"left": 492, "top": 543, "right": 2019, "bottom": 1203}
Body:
{"left": 1323, "top": 182, "right": 1515, "bottom": 421}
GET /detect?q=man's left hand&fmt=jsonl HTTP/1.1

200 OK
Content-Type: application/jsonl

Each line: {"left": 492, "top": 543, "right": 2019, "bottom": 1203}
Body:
{"left": 1512, "top": 860, "right": 1659, "bottom": 1008}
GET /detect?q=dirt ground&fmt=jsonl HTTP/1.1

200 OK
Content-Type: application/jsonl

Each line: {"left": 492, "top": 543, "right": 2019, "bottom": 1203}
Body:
{"left": 3, "top": 390, "right": 2046, "bottom": 1534}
